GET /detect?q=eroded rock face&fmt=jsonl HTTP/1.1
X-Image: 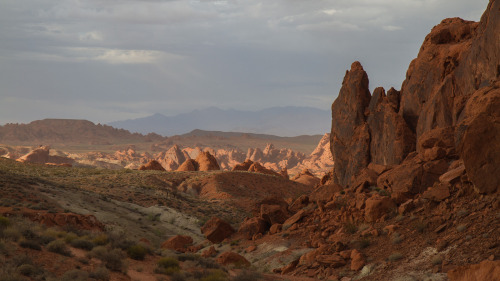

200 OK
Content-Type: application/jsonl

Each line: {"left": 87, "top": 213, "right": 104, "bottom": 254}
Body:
{"left": 331, "top": 62, "right": 371, "bottom": 187}
{"left": 330, "top": 63, "right": 414, "bottom": 188}
{"left": 367, "top": 87, "right": 415, "bottom": 166}
{"left": 456, "top": 83, "right": 500, "bottom": 194}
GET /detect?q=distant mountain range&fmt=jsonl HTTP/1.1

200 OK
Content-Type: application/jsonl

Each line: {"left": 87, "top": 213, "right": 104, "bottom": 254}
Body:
{"left": 108, "top": 106, "right": 331, "bottom": 137}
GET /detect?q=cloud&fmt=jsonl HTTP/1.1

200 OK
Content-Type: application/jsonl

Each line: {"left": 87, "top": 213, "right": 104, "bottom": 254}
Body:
{"left": 79, "top": 31, "right": 103, "bottom": 41}
{"left": 4, "top": 47, "right": 183, "bottom": 65}
{"left": 383, "top": 25, "right": 403, "bottom": 31}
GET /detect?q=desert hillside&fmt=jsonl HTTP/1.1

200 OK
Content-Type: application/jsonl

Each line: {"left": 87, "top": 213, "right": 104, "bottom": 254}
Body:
{"left": 0, "top": 1, "right": 499, "bottom": 281}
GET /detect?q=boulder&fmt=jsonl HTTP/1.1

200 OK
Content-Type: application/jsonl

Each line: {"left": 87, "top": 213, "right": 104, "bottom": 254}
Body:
{"left": 260, "top": 204, "right": 289, "bottom": 225}
{"left": 161, "top": 235, "right": 193, "bottom": 252}
{"left": 201, "top": 246, "right": 217, "bottom": 258}
{"left": 216, "top": 252, "right": 251, "bottom": 267}
{"left": 447, "top": 259, "right": 500, "bottom": 281}
{"left": 237, "top": 217, "right": 268, "bottom": 240}
{"left": 315, "top": 254, "right": 346, "bottom": 268}
{"left": 139, "top": 160, "right": 166, "bottom": 171}
{"left": 291, "top": 169, "right": 321, "bottom": 187}
{"left": 350, "top": 249, "right": 365, "bottom": 271}
{"left": 289, "top": 195, "right": 309, "bottom": 213}
{"left": 364, "top": 195, "right": 396, "bottom": 222}
{"left": 201, "top": 217, "right": 235, "bottom": 243}
{"left": 309, "top": 183, "right": 343, "bottom": 202}
{"left": 283, "top": 209, "right": 306, "bottom": 228}
{"left": 422, "top": 182, "right": 450, "bottom": 202}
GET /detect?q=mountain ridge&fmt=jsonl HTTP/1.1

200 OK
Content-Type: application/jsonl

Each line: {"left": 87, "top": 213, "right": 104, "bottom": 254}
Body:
{"left": 108, "top": 106, "right": 330, "bottom": 137}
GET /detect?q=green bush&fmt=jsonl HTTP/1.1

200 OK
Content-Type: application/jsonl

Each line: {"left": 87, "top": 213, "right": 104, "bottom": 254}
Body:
{"left": 71, "top": 238, "right": 95, "bottom": 251}
{"left": 47, "top": 240, "right": 72, "bottom": 256}
{"left": 127, "top": 244, "right": 149, "bottom": 260}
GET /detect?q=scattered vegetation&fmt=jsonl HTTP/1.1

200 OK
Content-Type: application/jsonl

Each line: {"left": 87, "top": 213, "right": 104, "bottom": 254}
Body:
{"left": 47, "top": 239, "right": 72, "bottom": 256}
{"left": 388, "top": 252, "right": 403, "bottom": 262}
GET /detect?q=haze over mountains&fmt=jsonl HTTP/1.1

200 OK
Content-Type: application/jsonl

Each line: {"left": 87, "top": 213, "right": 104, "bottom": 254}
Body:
{"left": 108, "top": 106, "right": 330, "bottom": 137}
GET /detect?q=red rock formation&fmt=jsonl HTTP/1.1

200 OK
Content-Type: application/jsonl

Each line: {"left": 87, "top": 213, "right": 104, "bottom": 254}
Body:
{"left": 201, "top": 217, "right": 235, "bottom": 243}
{"left": 237, "top": 217, "right": 268, "bottom": 240}
{"left": 177, "top": 159, "right": 198, "bottom": 171}
{"left": 161, "top": 235, "right": 193, "bottom": 252}
{"left": 216, "top": 252, "right": 251, "bottom": 267}
{"left": 195, "top": 151, "right": 220, "bottom": 171}
{"left": 330, "top": 62, "right": 371, "bottom": 187}
{"left": 18, "top": 146, "right": 74, "bottom": 165}
{"left": 448, "top": 259, "right": 500, "bottom": 281}
{"left": 138, "top": 160, "right": 165, "bottom": 171}
{"left": 155, "top": 144, "right": 186, "bottom": 170}
{"left": 291, "top": 169, "right": 321, "bottom": 187}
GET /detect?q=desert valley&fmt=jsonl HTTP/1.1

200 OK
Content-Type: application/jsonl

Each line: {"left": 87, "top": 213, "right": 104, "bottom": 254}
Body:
{"left": 0, "top": 1, "right": 499, "bottom": 281}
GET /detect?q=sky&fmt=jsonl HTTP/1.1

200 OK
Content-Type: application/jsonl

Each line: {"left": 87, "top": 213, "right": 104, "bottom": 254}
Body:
{"left": 0, "top": 0, "right": 489, "bottom": 124}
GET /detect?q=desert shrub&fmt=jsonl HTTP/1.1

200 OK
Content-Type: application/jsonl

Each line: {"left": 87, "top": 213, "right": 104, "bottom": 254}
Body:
{"left": 178, "top": 253, "right": 200, "bottom": 262}
{"left": 92, "top": 234, "right": 109, "bottom": 246}
{"left": 3, "top": 227, "right": 21, "bottom": 241}
{"left": 391, "top": 232, "right": 403, "bottom": 244}
{"left": 431, "top": 255, "right": 443, "bottom": 266}
{"left": 156, "top": 257, "right": 181, "bottom": 275}
{"left": 16, "top": 264, "right": 39, "bottom": 277}
{"left": 59, "top": 269, "right": 89, "bottom": 281}
{"left": 388, "top": 252, "right": 403, "bottom": 262}
{"left": 12, "top": 254, "right": 33, "bottom": 267}
{"left": 71, "top": 238, "right": 95, "bottom": 251}
{"left": 39, "top": 234, "right": 56, "bottom": 245}
{"left": 414, "top": 221, "right": 427, "bottom": 233}
{"left": 0, "top": 216, "right": 10, "bottom": 229}
{"left": 107, "top": 231, "right": 134, "bottom": 250}
{"left": 197, "top": 258, "right": 222, "bottom": 269}
{"left": 127, "top": 244, "right": 149, "bottom": 260}
{"left": 200, "top": 269, "right": 228, "bottom": 281}
{"left": 89, "top": 267, "right": 110, "bottom": 281}
{"left": 63, "top": 232, "right": 78, "bottom": 243}
{"left": 231, "top": 270, "right": 262, "bottom": 281}
{"left": 100, "top": 249, "right": 127, "bottom": 272}
{"left": 344, "top": 222, "right": 357, "bottom": 234}
{"left": 47, "top": 240, "right": 72, "bottom": 256}
{"left": 19, "top": 239, "right": 41, "bottom": 251}
{"left": 158, "top": 257, "right": 180, "bottom": 269}
{"left": 350, "top": 238, "right": 370, "bottom": 249}
{"left": 170, "top": 272, "right": 187, "bottom": 281}
{"left": 456, "top": 224, "right": 467, "bottom": 232}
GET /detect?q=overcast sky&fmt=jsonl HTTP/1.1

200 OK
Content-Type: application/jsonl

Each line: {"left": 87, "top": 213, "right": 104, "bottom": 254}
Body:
{"left": 0, "top": 0, "right": 489, "bottom": 124}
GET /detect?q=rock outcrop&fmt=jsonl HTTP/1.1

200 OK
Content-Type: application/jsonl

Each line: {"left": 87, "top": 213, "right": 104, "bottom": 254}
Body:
{"left": 138, "top": 160, "right": 165, "bottom": 171}
{"left": 18, "top": 146, "right": 74, "bottom": 166}
{"left": 330, "top": 0, "right": 500, "bottom": 195}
